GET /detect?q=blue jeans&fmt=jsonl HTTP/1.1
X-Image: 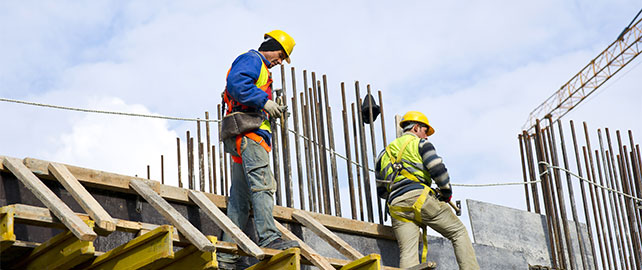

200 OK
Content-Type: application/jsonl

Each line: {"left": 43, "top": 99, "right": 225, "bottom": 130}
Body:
{"left": 218, "top": 136, "right": 280, "bottom": 263}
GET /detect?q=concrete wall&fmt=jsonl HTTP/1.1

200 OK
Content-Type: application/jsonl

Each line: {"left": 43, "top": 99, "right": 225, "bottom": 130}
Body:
{"left": 467, "top": 199, "right": 595, "bottom": 270}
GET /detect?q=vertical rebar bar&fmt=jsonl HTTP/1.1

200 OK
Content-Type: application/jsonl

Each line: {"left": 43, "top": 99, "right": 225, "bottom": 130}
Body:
{"left": 313, "top": 76, "right": 331, "bottom": 214}
{"left": 291, "top": 67, "right": 305, "bottom": 210}
{"left": 198, "top": 120, "right": 204, "bottom": 191}
{"left": 190, "top": 137, "right": 195, "bottom": 190}
{"left": 523, "top": 131, "right": 541, "bottom": 214}
{"left": 177, "top": 137, "right": 183, "bottom": 188}
{"left": 355, "top": 81, "right": 375, "bottom": 223}
{"left": 534, "top": 121, "right": 559, "bottom": 268}
{"left": 212, "top": 145, "right": 217, "bottom": 195}
{"left": 546, "top": 117, "right": 575, "bottom": 270}
{"left": 543, "top": 126, "right": 566, "bottom": 268}
{"left": 367, "top": 85, "right": 383, "bottom": 224}
{"left": 147, "top": 165, "right": 150, "bottom": 180}
{"left": 323, "top": 75, "right": 341, "bottom": 217}
{"left": 377, "top": 90, "right": 388, "bottom": 146}
{"left": 595, "top": 149, "right": 621, "bottom": 269}
{"left": 301, "top": 92, "right": 317, "bottom": 212}
{"left": 309, "top": 86, "right": 323, "bottom": 213}
{"left": 352, "top": 103, "right": 364, "bottom": 221}
{"left": 519, "top": 134, "right": 532, "bottom": 212}
{"left": 271, "top": 92, "right": 282, "bottom": 206}
{"left": 161, "top": 155, "right": 164, "bottom": 185}
{"left": 342, "top": 83, "right": 357, "bottom": 220}
{"left": 279, "top": 65, "right": 293, "bottom": 208}
{"left": 218, "top": 104, "right": 226, "bottom": 196}
{"left": 557, "top": 121, "right": 588, "bottom": 269}
{"left": 584, "top": 122, "right": 614, "bottom": 269}
{"left": 187, "top": 130, "right": 193, "bottom": 190}
{"left": 570, "top": 120, "right": 599, "bottom": 269}
{"left": 206, "top": 112, "right": 213, "bottom": 194}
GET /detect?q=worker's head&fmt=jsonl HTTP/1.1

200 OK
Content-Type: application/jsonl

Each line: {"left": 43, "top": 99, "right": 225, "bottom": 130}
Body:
{"left": 259, "top": 30, "right": 295, "bottom": 68}
{"left": 400, "top": 111, "right": 434, "bottom": 139}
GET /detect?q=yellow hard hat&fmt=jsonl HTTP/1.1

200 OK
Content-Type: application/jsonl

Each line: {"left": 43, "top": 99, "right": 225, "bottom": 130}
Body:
{"left": 265, "top": 30, "right": 295, "bottom": 63}
{"left": 399, "top": 111, "right": 435, "bottom": 136}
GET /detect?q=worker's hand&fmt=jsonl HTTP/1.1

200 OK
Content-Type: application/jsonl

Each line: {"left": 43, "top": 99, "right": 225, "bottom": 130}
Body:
{"left": 437, "top": 188, "right": 452, "bottom": 203}
{"left": 264, "top": 99, "right": 287, "bottom": 118}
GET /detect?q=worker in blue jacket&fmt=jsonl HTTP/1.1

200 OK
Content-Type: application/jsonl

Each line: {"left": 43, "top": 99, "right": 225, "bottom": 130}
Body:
{"left": 218, "top": 30, "right": 298, "bottom": 270}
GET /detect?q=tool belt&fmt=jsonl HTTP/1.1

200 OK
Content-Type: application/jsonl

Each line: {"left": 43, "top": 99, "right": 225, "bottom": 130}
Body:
{"left": 220, "top": 111, "right": 265, "bottom": 140}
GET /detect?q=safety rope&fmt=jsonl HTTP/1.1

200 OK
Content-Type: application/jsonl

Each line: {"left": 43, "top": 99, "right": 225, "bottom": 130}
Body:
{"left": 539, "top": 161, "right": 642, "bottom": 203}
{"left": 6, "top": 96, "right": 628, "bottom": 191}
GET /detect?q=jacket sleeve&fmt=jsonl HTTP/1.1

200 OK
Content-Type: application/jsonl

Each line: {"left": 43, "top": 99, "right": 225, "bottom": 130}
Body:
{"left": 226, "top": 52, "right": 269, "bottom": 109}
{"left": 418, "top": 139, "right": 452, "bottom": 191}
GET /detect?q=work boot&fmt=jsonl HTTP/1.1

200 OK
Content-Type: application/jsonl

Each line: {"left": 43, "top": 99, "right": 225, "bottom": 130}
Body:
{"left": 264, "top": 238, "right": 300, "bottom": 250}
{"left": 217, "top": 261, "right": 236, "bottom": 270}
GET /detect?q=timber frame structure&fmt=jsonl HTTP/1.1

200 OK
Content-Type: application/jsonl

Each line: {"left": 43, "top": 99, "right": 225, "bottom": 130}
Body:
{"left": 0, "top": 155, "right": 435, "bottom": 270}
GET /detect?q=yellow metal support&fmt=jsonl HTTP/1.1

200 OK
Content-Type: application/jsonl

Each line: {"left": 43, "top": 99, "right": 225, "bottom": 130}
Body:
{"left": 148, "top": 235, "right": 218, "bottom": 270}
{"left": 15, "top": 219, "right": 95, "bottom": 270}
{"left": 86, "top": 225, "right": 174, "bottom": 270}
{"left": 340, "top": 254, "right": 381, "bottom": 270}
{"left": 247, "top": 248, "right": 301, "bottom": 270}
{"left": 0, "top": 205, "right": 16, "bottom": 253}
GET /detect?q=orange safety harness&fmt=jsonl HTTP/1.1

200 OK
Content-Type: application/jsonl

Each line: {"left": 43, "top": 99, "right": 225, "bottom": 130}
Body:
{"left": 231, "top": 132, "right": 272, "bottom": 164}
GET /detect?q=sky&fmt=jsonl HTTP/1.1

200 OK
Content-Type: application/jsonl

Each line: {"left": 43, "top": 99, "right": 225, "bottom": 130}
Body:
{"left": 1, "top": 0, "right": 641, "bottom": 231}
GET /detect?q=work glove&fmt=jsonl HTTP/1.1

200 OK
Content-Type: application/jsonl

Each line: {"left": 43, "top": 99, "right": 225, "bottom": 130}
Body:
{"left": 437, "top": 188, "right": 452, "bottom": 203}
{"left": 264, "top": 99, "right": 287, "bottom": 118}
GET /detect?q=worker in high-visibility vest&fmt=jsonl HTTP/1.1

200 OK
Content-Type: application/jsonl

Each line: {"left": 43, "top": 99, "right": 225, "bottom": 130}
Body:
{"left": 218, "top": 30, "right": 298, "bottom": 270}
{"left": 375, "top": 111, "right": 479, "bottom": 269}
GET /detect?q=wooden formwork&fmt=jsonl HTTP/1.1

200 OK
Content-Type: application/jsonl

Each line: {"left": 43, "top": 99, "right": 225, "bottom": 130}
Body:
{"left": 0, "top": 156, "right": 433, "bottom": 270}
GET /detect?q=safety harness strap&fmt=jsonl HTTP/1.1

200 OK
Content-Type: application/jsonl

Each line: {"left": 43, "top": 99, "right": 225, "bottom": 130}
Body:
{"left": 232, "top": 132, "right": 272, "bottom": 164}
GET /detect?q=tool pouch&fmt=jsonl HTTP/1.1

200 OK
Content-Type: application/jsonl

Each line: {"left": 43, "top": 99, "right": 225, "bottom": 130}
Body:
{"left": 220, "top": 112, "right": 264, "bottom": 140}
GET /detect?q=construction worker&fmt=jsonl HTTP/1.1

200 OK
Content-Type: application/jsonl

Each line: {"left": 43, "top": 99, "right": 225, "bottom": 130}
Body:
{"left": 375, "top": 111, "right": 479, "bottom": 269}
{"left": 218, "top": 30, "right": 299, "bottom": 269}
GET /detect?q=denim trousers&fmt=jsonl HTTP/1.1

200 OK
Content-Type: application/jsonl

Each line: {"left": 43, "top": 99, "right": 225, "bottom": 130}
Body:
{"left": 390, "top": 189, "right": 479, "bottom": 269}
{"left": 218, "top": 136, "right": 280, "bottom": 264}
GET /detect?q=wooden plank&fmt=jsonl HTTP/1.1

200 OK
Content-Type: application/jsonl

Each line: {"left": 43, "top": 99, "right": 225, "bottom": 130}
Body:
{"left": 340, "top": 254, "right": 381, "bottom": 270}
{"left": 275, "top": 221, "right": 334, "bottom": 270}
{"left": 17, "top": 157, "right": 396, "bottom": 240}
{"left": 129, "top": 179, "right": 215, "bottom": 252}
{"left": 48, "top": 162, "right": 116, "bottom": 232}
{"left": 292, "top": 209, "right": 363, "bottom": 260}
{"left": 2, "top": 157, "right": 97, "bottom": 241}
{"left": 188, "top": 190, "right": 266, "bottom": 259}
{"left": 247, "top": 247, "right": 300, "bottom": 270}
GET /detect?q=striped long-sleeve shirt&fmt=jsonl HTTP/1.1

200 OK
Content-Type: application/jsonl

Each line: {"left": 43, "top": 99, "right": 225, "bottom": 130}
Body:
{"left": 375, "top": 132, "right": 452, "bottom": 203}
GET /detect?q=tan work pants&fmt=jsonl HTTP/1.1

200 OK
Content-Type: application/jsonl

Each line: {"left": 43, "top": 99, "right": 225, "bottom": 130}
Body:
{"left": 390, "top": 189, "right": 479, "bottom": 269}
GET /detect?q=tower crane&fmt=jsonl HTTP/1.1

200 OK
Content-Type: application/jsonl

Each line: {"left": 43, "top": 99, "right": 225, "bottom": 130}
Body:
{"left": 524, "top": 15, "right": 642, "bottom": 132}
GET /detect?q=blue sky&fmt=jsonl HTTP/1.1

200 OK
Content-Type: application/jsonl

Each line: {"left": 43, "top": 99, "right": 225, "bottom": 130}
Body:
{"left": 1, "top": 1, "right": 641, "bottom": 228}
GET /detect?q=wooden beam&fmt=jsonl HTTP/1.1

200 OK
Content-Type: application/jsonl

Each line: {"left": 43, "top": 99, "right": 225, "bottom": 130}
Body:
{"left": 48, "top": 162, "right": 116, "bottom": 233}
{"left": 2, "top": 157, "right": 97, "bottom": 241}
{"left": 13, "top": 157, "right": 395, "bottom": 240}
{"left": 129, "top": 179, "right": 215, "bottom": 252}
{"left": 188, "top": 190, "right": 266, "bottom": 259}
{"left": 275, "top": 221, "right": 334, "bottom": 270}
{"left": 292, "top": 209, "right": 363, "bottom": 260}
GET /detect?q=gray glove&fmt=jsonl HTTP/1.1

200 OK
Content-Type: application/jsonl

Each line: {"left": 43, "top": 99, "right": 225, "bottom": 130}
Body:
{"left": 264, "top": 99, "right": 287, "bottom": 118}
